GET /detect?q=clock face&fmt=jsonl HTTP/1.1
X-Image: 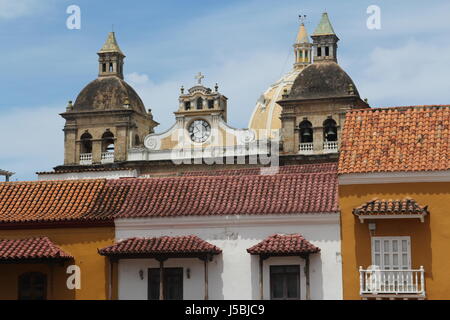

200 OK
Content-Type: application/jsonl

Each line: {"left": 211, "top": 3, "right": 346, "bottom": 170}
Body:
{"left": 188, "top": 120, "right": 211, "bottom": 143}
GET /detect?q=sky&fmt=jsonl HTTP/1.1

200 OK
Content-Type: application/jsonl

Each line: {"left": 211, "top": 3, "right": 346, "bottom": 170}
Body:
{"left": 1, "top": 0, "right": 450, "bottom": 181}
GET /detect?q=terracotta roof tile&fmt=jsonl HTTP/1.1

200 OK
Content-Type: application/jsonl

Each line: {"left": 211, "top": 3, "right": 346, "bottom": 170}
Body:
{"left": 0, "top": 179, "right": 128, "bottom": 223}
{"left": 339, "top": 106, "right": 450, "bottom": 174}
{"left": 0, "top": 237, "right": 73, "bottom": 261}
{"left": 98, "top": 236, "right": 222, "bottom": 256}
{"left": 353, "top": 198, "right": 428, "bottom": 216}
{"left": 111, "top": 171, "right": 338, "bottom": 218}
{"left": 247, "top": 234, "right": 320, "bottom": 255}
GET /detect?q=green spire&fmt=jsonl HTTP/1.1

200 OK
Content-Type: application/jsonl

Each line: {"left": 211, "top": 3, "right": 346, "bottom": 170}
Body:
{"left": 313, "top": 12, "right": 336, "bottom": 36}
{"left": 98, "top": 32, "right": 124, "bottom": 56}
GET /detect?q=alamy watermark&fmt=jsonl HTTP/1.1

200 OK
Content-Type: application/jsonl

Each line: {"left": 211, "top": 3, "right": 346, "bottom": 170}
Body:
{"left": 66, "top": 5, "right": 81, "bottom": 30}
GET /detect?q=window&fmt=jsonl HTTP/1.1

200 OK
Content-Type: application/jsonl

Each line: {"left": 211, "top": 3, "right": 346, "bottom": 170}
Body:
{"left": 299, "top": 120, "right": 313, "bottom": 143}
{"left": 102, "top": 131, "right": 115, "bottom": 153}
{"left": 372, "top": 237, "right": 411, "bottom": 270}
{"left": 134, "top": 134, "right": 140, "bottom": 146}
{"left": 317, "top": 47, "right": 322, "bottom": 57}
{"left": 208, "top": 100, "right": 214, "bottom": 109}
{"left": 323, "top": 118, "right": 338, "bottom": 142}
{"left": 325, "top": 46, "right": 330, "bottom": 56}
{"left": 109, "top": 63, "right": 113, "bottom": 72}
{"left": 148, "top": 268, "right": 183, "bottom": 300}
{"left": 80, "top": 132, "right": 93, "bottom": 154}
{"left": 196, "top": 97, "right": 203, "bottom": 110}
{"left": 270, "top": 265, "right": 300, "bottom": 300}
{"left": 185, "top": 101, "right": 191, "bottom": 110}
{"left": 18, "top": 272, "right": 47, "bottom": 300}
{"left": 102, "top": 63, "right": 106, "bottom": 73}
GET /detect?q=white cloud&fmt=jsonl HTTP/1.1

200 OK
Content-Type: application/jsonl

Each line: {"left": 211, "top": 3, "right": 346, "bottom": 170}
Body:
{"left": 126, "top": 50, "right": 288, "bottom": 131}
{"left": 0, "top": 0, "right": 45, "bottom": 20}
{"left": 0, "top": 105, "right": 64, "bottom": 181}
{"left": 359, "top": 40, "right": 450, "bottom": 106}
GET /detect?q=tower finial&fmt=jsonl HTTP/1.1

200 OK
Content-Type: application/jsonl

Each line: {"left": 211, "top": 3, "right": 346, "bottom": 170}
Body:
{"left": 298, "top": 14, "right": 307, "bottom": 25}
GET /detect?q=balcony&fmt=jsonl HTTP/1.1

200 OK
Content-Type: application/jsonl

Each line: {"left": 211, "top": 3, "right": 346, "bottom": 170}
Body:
{"left": 323, "top": 141, "right": 339, "bottom": 153}
{"left": 80, "top": 153, "right": 93, "bottom": 165}
{"left": 298, "top": 142, "right": 314, "bottom": 155}
{"left": 359, "top": 266, "right": 425, "bottom": 299}
{"left": 101, "top": 152, "right": 115, "bottom": 164}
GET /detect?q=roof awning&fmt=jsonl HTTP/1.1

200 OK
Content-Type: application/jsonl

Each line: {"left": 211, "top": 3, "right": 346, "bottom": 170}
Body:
{"left": 98, "top": 235, "right": 222, "bottom": 260}
{"left": 247, "top": 234, "right": 320, "bottom": 258}
{"left": 0, "top": 237, "right": 73, "bottom": 263}
{"left": 353, "top": 198, "right": 428, "bottom": 223}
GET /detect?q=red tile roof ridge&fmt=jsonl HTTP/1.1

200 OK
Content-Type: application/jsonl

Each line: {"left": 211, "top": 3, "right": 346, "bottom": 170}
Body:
{"left": 348, "top": 104, "right": 450, "bottom": 113}
{"left": 0, "top": 178, "right": 107, "bottom": 185}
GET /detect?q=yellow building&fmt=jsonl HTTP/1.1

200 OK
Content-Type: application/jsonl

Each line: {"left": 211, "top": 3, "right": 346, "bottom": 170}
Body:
{"left": 338, "top": 105, "right": 450, "bottom": 300}
{"left": 0, "top": 179, "right": 123, "bottom": 300}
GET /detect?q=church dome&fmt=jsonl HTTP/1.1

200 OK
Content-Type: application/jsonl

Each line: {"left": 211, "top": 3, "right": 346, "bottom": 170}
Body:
{"left": 248, "top": 69, "right": 301, "bottom": 134}
{"left": 288, "top": 62, "right": 360, "bottom": 100}
{"left": 73, "top": 76, "right": 146, "bottom": 114}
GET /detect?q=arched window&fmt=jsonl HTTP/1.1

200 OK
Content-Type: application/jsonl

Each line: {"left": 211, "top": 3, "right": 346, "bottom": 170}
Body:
{"left": 102, "top": 131, "right": 115, "bottom": 153}
{"left": 185, "top": 101, "right": 191, "bottom": 110}
{"left": 208, "top": 100, "right": 214, "bottom": 109}
{"left": 299, "top": 120, "right": 313, "bottom": 143}
{"left": 109, "top": 63, "right": 113, "bottom": 72}
{"left": 102, "top": 63, "right": 106, "bottom": 73}
{"left": 80, "top": 132, "right": 93, "bottom": 154}
{"left": 134, "top": 134, "right": 140, "bottom": 146}
{"left": 323, "top": 118, "right": 338, "bottom": 142}
{"left": 18, "top": 272, "right": 47, "bottom": 300}
{"left": 196, "top": 97, "right": 203, "bottom": 110}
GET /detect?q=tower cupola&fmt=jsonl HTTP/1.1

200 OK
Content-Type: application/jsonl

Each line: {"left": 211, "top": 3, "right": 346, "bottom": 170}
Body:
{"left": 311, "top": 12, "right": 339, "bottom": 63}
{"left": 293, "top": 17, "right": 312, "bottom": 70}
{"left": 98, "top": 32, "right": 125, "bottom": 79}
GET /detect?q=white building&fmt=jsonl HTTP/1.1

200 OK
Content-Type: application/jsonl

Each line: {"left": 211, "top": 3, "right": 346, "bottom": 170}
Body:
{"left": 98, "top": 163, "right": 343, "bottom": 300}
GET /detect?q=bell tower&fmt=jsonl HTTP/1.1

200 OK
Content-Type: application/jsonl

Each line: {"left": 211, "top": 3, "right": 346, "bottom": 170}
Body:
{"left": 311, "top": 12, "right": 339, "bottom": 63}
{"left": 98, "top": 32, "right": 125, "bottom": 79}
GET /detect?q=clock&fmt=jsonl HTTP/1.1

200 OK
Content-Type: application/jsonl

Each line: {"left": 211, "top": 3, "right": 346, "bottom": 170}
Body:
{"left": 188, "top": 120, "right": 211, "bottom": 143}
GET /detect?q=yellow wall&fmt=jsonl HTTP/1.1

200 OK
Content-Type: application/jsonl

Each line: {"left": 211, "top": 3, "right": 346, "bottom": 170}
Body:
{"left": 340, "top": 181, "right": 450, "bottom": 300}
{"left": 0, "top": 226, "right": 116, "bottom": 300}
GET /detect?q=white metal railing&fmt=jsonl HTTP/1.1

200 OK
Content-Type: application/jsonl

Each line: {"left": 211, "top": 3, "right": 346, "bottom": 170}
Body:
{"left": 299, "top": 142, "right": 314, "bottom": 154}
{"left": 80, "top": 153, "right": 93, "bottom": 165}
{"left": 323, "top": 141, "right": 339, "bottom": 153}
{"left": 101, "top": 152, "right": 115, "bottom": 164}
{"left": 359, "top": 266, "right": 425, "bottom": 296}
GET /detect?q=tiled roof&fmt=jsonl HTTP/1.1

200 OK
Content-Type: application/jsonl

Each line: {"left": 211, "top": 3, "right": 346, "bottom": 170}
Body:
{"left": 0, "top": 237, "right": 73, "bottom": 261}
{"left": 112, "top": 171, "right": 338, "bottom": 218}
{"left": 180, "top": 163, "right": 337, "bottom": 177}
{"left": 0, "top": 164, "right": 338, "bottom": 224}
{"left": 0, "top": 179, "right": 127, "bottom": 224}
{"left": 353, "top": 198, "right": 428, "bottom": 216}
{"left": 247, "top": 234, "right": 320, "bottom": 255}
{"left": 339, "top": 106, "right": 450, "bottom": 174}
{"left": 98, "top": 236, "right": 222, "bottom": 256}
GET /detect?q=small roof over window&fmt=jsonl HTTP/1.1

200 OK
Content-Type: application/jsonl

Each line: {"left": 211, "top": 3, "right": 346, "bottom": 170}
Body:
{"left": 353, "top": 198, "right": 429, "bottom": 223}
{"left": 98, "top": 235, "right": 222, "bottom": 259}
{"left": 0, "top": 237, "right": 73, "bottom": 263}
{"left": 247, "top": 234, "right": 320, "bottom": 257}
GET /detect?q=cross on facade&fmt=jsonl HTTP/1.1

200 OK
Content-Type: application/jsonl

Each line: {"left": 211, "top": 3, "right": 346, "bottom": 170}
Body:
{"left": 195, "top": 72, "right": 205, "bottom": 85}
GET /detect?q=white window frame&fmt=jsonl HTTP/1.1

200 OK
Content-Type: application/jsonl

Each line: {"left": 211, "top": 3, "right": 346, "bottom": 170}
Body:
{"left": 371, "top": 236, "right": 411, "bottom": 270}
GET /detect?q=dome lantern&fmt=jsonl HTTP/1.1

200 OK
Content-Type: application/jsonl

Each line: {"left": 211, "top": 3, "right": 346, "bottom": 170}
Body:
{"left": 97, "top": 32, "right": 125, "bottom": 79}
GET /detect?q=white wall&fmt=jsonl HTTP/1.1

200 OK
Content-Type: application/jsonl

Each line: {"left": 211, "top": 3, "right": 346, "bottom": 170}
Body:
{"left": 37, "top": 169, "right": 138, "bottom": 181}
{"left": 115, "top": 214, "right": 342, "bottom": 300}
